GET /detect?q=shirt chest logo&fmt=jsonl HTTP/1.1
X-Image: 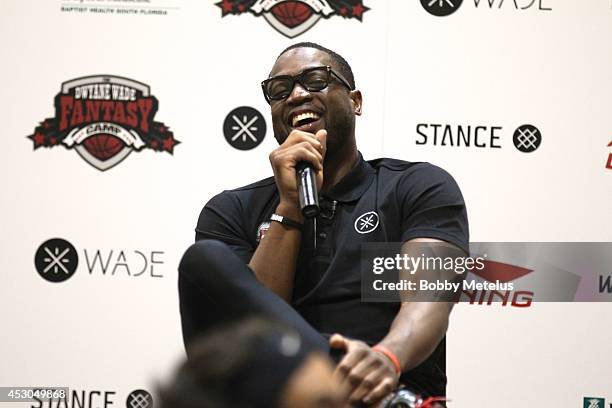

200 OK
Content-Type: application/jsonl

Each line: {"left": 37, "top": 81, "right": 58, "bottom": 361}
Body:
{"left": 354, "top": 211, "right": 379, "bottom": 234}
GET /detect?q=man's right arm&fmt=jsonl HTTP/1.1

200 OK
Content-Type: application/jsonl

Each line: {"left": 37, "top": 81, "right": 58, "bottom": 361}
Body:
{"left": 247, "top": 129, "right": 326, "bottom": 302}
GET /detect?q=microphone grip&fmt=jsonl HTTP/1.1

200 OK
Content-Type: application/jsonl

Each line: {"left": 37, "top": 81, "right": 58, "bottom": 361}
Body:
{"left": 296, "top": 162, "right": 320, "bottom": 218}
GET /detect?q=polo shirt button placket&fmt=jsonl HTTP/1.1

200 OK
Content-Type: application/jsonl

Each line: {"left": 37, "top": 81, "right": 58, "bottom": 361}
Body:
{"left": 312, "top": 198, "right": 337, "bottom": 249}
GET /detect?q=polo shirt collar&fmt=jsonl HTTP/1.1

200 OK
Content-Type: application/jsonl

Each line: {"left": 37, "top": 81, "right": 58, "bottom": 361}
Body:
{"left": 322, "top": 151, "right": 375, "bottom": 203}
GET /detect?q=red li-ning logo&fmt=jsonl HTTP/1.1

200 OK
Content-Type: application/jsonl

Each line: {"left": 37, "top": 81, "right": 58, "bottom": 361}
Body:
{"left": 216, "top": 0, "right": 369, "bottom": 38}
{"left": 28, "top": 75, "right": 179, "bottom": 171}
{"left": 464, "top": 260, "right": 534, "bottom": 307}
{"left": 606, "top": 141, "right": 612, "bottom": 170}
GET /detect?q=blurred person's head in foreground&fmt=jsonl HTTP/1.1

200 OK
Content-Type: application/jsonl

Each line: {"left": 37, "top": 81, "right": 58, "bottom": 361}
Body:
{"left": 159, "top": 317, "right": 345, "bottom": 408}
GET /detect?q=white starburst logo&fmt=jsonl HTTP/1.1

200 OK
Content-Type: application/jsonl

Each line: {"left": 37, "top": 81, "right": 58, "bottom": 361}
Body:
{"left": 354, "top": 211, "right": 379, "bottom": 234}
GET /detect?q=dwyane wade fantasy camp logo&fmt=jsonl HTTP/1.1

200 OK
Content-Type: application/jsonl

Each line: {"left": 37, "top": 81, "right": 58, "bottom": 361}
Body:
{"left": 216, "top": 0, "right": 369, "bottom": 38}
{"left": 28, "top": 75, "right": 179, "bottom": 171}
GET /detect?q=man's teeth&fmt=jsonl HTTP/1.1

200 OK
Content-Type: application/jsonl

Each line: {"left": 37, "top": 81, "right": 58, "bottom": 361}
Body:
{"left": 292, "top": 112, "right": 320, "bottom": 127}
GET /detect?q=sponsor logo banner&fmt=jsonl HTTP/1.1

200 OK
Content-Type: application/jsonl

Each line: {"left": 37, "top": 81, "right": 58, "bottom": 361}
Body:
{"left": 415, "top": 122, "right": 542, "bottom": 152}
{"left": 34, "top": 237, "right": 166, "bottom": 282}
{"left": 60, "top": 0, "right": 180, "bottom": 16}
{"left": 28, "top": 75, "right": 179, "bottom": 171}
{"left": 216, "top": 0, "right": 369, "bottom": 38}
{"left": 583, "top": 397, "right": 606, "bottom": 408}
{"left": 422, "top": 0, "right": 552, "bottom": 16}
{"left": 28, "top": 388, "right": 153, "bottom": 408}
{"left": 223, "top": 106, "right": 266, "bottom": 150}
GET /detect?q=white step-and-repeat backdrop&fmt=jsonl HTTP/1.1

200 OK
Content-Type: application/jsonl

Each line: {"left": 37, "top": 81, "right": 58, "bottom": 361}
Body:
{"left": 1, "top": 1, "right": 611, "bottom": 407}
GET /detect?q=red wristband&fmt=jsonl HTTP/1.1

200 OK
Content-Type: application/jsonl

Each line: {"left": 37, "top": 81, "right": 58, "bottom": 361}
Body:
{"left": 372, "top": 344, "right": 401, "bottom": 374}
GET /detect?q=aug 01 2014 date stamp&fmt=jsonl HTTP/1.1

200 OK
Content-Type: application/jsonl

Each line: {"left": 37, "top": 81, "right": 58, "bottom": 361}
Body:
{"left": 0, "top": 387, "right": 69, "bottom": 402}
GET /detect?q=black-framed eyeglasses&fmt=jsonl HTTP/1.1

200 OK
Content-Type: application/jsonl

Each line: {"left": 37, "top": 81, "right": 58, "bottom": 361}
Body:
{"left": 261, "top": 66, "right": 353, "bottom": 103}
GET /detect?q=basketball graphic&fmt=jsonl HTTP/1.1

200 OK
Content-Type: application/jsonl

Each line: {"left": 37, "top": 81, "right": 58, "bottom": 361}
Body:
{"left": 270, "top": 1, "right": 313, "bottom": 28}
{"left": 82, "top": 134, "right": 125, "bottom": 161}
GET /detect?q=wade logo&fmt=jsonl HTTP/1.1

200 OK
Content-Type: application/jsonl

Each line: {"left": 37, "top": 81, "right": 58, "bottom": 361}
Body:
{"left": 215, "top": 0, "right": 369, "bottom": 38}
{"left": 28, "top": 75, "right": 179, "bottom": 171}
{"left": 473, "top": 0, "right": 551, "bottom": 11}
{"left": 33, "top": 237, "right": 166, "bottom": 282}
{"left": 421, "top": 0, "right": 463, "bottom": 17}
{"left": 354, "top": 211, "right": 379, "bottom": 234}
{"left": 34, "top": 238, "right": 79, "bottom": 283}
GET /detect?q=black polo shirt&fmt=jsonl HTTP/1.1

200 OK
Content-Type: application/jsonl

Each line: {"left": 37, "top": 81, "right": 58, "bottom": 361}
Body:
{"left": 195, "top": 152, "right": 469, "bottom": 396}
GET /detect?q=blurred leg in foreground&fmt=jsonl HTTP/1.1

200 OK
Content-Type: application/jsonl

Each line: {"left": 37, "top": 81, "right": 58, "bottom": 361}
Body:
{"left": 178, "top": 239, "right": 329, "bottom": 353}
{"left": 159, "top": 317, "right": 345, "bottom": 408}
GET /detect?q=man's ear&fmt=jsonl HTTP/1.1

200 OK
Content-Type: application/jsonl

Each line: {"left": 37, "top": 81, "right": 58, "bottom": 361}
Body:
{"left": 350, "top": 90, "right": 362, "bottom": 116}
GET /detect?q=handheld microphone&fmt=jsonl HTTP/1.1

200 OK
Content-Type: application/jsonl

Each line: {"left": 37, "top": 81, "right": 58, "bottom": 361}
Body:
{"left": 296, "top": 162, "right": 319, "bottom": 218}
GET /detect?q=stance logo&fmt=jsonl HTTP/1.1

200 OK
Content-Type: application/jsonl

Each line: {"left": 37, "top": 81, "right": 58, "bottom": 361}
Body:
{"left": 34, "top": 238, "right": 79, "bottom": 283}
{"left": 216, "top": 0, "right": 369, "bottom": 38}
{"left": 354, "top": 211, "right": 379, "bottom": 234}
{"left": 126, "top": 390, "right": 153, "bottom": 408}
{"left": 512, "top": 124, "right": 541, "bottom": 153}
{"left": 421, "top": 0, "right": 463, "bottom": 16}
{"left": 224, "top": 106, "right": 266, "bottom": 150}
{"left": 28, "top": 75, "right": 179, "bottom": 171}
{"left": 583, "top": 398, "right": 605, "bottom": 408}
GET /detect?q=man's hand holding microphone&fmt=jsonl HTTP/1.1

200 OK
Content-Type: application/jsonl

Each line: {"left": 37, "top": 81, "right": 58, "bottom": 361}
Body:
{"left": 269, "top": 129, "right": 327, "bottom": 220}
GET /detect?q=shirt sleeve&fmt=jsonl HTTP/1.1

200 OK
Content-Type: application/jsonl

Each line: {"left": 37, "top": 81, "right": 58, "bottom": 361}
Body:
{"left": 194, "top": 191, "right": 255, "bottom": 263}
{"left": 399, "top": 164, "right": 469, "bottom": 254}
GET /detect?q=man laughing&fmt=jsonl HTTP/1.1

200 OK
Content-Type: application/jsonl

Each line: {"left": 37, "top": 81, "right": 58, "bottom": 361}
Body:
{"left": 179, "top": 42, "right": 469, "bottom": 406}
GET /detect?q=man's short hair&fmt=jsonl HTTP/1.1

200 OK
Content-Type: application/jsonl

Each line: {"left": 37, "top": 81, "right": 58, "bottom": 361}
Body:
{"left": 277, "top": 42, "right": 356, "bottom": 89}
